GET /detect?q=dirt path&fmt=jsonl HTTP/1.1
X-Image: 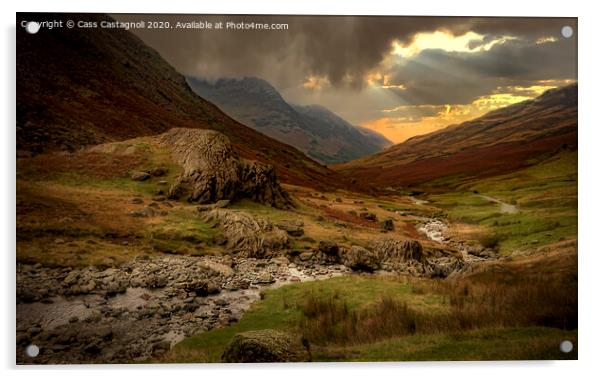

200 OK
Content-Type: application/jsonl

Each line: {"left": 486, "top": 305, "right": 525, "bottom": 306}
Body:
{"left": 479, "top": 194, "right": 519, "bottom": 214}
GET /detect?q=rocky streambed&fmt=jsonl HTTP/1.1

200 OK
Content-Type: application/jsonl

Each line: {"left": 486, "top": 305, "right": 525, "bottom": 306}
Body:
{"left": 16, "top": 215, "right": 498, "bottom": 364}
{"left": 16, "top": 255, "right": 349, "bottom": 364}
{"left": 418, "top": 217, "right": 498, "bottom": 262}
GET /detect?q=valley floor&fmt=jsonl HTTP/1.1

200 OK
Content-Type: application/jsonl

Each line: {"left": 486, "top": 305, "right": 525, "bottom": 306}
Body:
{"left": 15, "top": 143, "right": 577, "bottom": 364}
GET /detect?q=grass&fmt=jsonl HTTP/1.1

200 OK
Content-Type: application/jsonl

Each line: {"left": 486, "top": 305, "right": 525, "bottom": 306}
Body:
{"left": 425, "top": 151, "right": 577, "bottom": 255}
{"left": 160, "top": 276, "right": 444, "bottom": 363}
{"left": 16, "top": 140, "right": 183, "bottom": 197}
{"left": 315, "top": 327, "right": 577, "bottom": 361}
{"left": 16, "top": 143, "right": 225, "bottom": 266}
{"left": 161, "top": 263, "right": 577, "bottom": 362}
{"left": 16, "top": 237, "right": 148, "bottom": 267}
{"left": 148, "top": 208, "right": 222, "bottom": 256}
{"left": 229, "top": 199, "right": 299, "bottom": 223}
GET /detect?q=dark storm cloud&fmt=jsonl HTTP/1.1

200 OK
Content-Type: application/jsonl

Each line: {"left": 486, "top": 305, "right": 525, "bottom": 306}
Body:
{"left": 109, "top": 15, "right": 482, "bottom": 87}
{"left": 384, "top": 35, "right": 577, "bottom": 105}
{"left": 113, "top": 14, "right": 574, "bottom": 90}
{"left": 111, "top": 14, "right": 576, "bottom": 124}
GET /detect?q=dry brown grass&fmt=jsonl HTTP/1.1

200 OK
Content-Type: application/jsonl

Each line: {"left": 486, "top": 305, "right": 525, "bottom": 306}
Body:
{"left": 17, "top": 151, "right": 149, "bottom": 180}
{"left": 299, "top": 255, "right": 577, "bottom": 346}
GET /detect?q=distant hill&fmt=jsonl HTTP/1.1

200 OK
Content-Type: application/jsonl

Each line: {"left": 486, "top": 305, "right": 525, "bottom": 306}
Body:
{"left": 187, "top": 76, "right": 391, "bottom": 164}
{"left": 16, "top": 13, "right": 353, "bottom": 191}
{"left": 335, "top": 84, "right": 577, "bottom": 187}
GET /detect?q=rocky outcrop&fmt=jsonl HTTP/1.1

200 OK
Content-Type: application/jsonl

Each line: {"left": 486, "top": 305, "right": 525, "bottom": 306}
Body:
{"left": 373, "top": 238, "right": 425, "bottom": 263}
{"left": 343, "top": 246, "right": 380, "bottom": 272}
{"left": 221, "top": 329, "right": 311, "bottom": 363}
{"left": 201, "top": 209, "right": 289, "bottom": 258}
{"left": 158, "top": 128, "right": 293, "bottom": 209}
{"left": 372, "top": 237, "right": 467, "bottom": 277}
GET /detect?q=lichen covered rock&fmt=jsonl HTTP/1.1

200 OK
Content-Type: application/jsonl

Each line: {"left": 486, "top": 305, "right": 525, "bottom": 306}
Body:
{"left": 373, "top": 238, "right": 425, "bottom": 263}
{"left": 343, "top": 245, "right": 380, "bottom": 272}
{"left": 158, "top": 128, "right": 293, "bottom": 209}
{"left": 221, "top": 329, "right": 311, "bottom": 363}
{"left": 201, "top": 209, "right": 289, "bottom": 258}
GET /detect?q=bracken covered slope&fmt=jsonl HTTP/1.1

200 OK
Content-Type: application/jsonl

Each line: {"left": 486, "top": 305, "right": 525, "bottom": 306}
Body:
{"left": 335, "top": 84, "right": 577, "bottom": 187}
{"left": 16, "top": 13, "right": 351, "bottom": 191}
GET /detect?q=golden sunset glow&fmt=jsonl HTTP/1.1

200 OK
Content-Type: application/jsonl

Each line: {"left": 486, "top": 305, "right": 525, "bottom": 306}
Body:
{"left": 270, "top": 21, "right": 573, "bottom": 148}
{"left": 362, "top": 83, "right": 569, "bottom": 143}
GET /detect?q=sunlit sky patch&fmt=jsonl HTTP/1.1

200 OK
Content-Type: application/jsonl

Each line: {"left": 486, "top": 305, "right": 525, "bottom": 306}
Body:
{"left": 361, "top": 82, "right": 573, "bottom": 143}
{"left": 391, "top": 31, "right": 516, "bottom": 58}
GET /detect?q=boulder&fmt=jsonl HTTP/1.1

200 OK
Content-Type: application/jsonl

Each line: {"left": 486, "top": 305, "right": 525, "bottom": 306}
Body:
{"left": 158, "top": 128, "right": 293, "bottom": 209}
{"left": 428, "top": 257, "right": 466, "bottom": 278}
{"left": 149, "top": 167, "right": 168, "bottom": 177}
{"left": 380, "top": 218, "right": 395, "bottom": 231}
{"left": 359, "top": 212, "right": 377, "bottom": 221}
{"left": 298, "top": 252, "right": 314, "bottom": 262}
{"left": 129, "top": 206, "right": 156, "bottom": 218}
{"left": 131, "top": 171, "right": 151, "bottom": 181}
{"left": 343, "top": 246, "right": 380, "bottom": 272}
{"left": 255, "top": 271, "right": 275, "bottom": 284}
{"left": 276, "top": 220, "right": 304, "bottom": 237}
{"left": 221, "top": 330, "right": 311, "bottom": 363}
{"left": 318, "top": 240, "right": 339, "bottom": 256}
{"left": 201, "top": 209, "right": 288, "bottom": 258}
{"left": 373, "top": 238, "right": 425, "bottom": 263}
{"left": 183, "top": 279, "right": 211, "bottom": 296}
{"left": 200, "top": 261, "right": 234, "bottom": 277}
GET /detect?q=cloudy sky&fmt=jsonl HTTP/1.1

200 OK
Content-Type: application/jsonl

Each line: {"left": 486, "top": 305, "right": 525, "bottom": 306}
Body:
{"left": 115, "top": 15, "right": 577, "bottom": 143}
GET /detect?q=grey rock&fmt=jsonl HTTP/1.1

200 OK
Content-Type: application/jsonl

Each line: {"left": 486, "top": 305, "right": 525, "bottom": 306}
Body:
{"left": 318, "top": 240, "right": 339, "bottom": 256}
{"left": 131, "top": 172, "right": 151, "bottom": 181}
{"left": 129, "top": 207, "right": 156, "bottom": 217}
{"left": 221, "top": 329, "right": 311, "bottom": 363}
{"left": 149, "top": 167, "right": 168, "bottom": 177}
{"left": 202, "top": 209, "right": 288, "bottom": 258}
{"left": 255, "top": 271, "right": 274, "bottom": 284}
{"left": 344, "top": 246, "right": 380, "bottom": 272}
{"left": 359, "top": 212, "right": 377, "bottom": 221}
{"left": 158, "top": 128, "right": 293, "bottom": 209}
{"left": 276, "top": 220, "right": 304, "bottom": 237}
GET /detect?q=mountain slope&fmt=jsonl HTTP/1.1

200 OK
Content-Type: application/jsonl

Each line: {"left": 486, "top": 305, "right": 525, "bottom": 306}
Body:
{"left": 16, "top": 13, "right": 350, "bottom": 190}
{"left": 335, "top": 84, "right": 577, "bottom": 187}
{"left": 186, "top": 77, "right": 391, "bottom": 164}
{"left": 355, "top": 126, "right": 393, "bottom": 150}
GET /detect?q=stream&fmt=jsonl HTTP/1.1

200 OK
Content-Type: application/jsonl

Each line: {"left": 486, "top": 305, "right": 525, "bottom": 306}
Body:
{"left": 16, "top": 256, "right": 349, "bottom": 364}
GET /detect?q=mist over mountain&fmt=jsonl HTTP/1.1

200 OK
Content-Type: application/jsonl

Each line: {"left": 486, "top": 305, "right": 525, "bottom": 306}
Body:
{"left": 187, "top": 76, "right": 391, "bottom": 164}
